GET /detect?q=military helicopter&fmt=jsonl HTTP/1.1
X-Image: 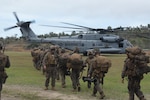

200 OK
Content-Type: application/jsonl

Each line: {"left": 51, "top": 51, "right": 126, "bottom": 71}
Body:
{"left": 4, "top": 12, "right": 133, "bottom": 55}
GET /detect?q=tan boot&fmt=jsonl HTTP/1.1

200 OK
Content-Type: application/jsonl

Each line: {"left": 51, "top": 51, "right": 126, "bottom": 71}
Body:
{"left": 44, "top": 87, "right": 48, "bottom": 90}
{"left": 72, "top": 89, "right": 77, "bottom": 92}
{"left": 140, "top": 96, "right": 146, "bottom": 100}
{"left": 78, "top": 86, "right": 81, "bottom": 92}
{"left": 62, "top": 85, "right": 66, "bottom": 88}
{"left": 51, "top": 87, "right": 56, "bottom": 91}
{"left": 91, "top": 94, "right": 96, "bottom": 97}
{"left": 100, "top": 92, "right": 105, "bottom": 99}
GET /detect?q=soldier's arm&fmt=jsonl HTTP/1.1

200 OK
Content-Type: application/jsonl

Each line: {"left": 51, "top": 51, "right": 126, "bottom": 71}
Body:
{"left": 121, "top": 59, "right": 128, "bottom": 83}
{"left": 43, "top": 52, "right": 49, "bottom": 67}
{"left": 87, "top": 63, "right": 93, "bottom": 77}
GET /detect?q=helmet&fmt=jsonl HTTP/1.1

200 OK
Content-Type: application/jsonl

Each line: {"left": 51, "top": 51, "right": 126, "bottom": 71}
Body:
{"left": 50, "top": 46, "right": 55, "bottom": 50}
{"left": 87, "top": 51, "right": 93, "bottom": 56}
{"left": 61, "top": 49, "right": 65, "bottom": 53}
{"left": 73, "top": 47, "right": 79, "bottom": 53}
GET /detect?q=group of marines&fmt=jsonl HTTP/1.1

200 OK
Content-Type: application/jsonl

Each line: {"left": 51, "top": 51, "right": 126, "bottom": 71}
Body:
{"left": 31, "top": 45, "right": 150, "bottom": 100}
{"left": 31, "top": 45, "right": 112, "bottom": 99}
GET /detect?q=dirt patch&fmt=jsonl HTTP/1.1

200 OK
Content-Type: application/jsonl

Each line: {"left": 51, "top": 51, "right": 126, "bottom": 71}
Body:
{"left": 2, "top": 85, "right": 95, "bottom": 100}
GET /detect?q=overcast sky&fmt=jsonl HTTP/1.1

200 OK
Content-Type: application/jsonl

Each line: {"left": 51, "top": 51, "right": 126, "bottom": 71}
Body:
{"left": 0, "top": 0, "right": 150, "bottom": 38}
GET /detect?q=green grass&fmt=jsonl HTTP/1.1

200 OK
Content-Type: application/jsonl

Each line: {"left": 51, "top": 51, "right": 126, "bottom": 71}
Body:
{"left": 3, "top": 51, "right": 150, "bottom": 100}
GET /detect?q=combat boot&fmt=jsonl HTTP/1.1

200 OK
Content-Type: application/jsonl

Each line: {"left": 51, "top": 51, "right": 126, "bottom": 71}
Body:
{"left": 51, "top": 87, "right": 56, "bottom": 91}
{"left": 44, "top": 87, "right": 48, "bottom": 90}
{"left": 72, "top": 89, "right": 77, "bottom": 92}
{"left": 141, "top": 98, "right": 146, "bottom": 100}
{"left": 62, "top": 84, "right": 66, "bottom": 88}
{"left": 91, "top": 94, "right": 96, "bottom": 97}
{"left": 140, "top": 96, "right": 146, "bottom": 100}
{"left": 78, "top": 86, "right": 81, "bottom": 92}
{"left": 100, "top": 92, "right": 105, "bottom": 99}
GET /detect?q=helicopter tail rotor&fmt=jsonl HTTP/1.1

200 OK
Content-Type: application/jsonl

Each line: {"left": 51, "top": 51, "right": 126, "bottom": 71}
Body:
{"left": 4, "top": 25, "right": 18, "bottom": 31}
{"left": 4, "top": 12, "right": 35, "bottom": 31}
{"left": 13, "top": 12, "right": 20, "bottom": 22}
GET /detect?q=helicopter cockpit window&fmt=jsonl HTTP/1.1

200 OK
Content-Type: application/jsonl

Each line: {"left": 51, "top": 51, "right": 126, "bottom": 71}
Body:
{"left": 78, "top": 35, "right": 83, "bottom": 39}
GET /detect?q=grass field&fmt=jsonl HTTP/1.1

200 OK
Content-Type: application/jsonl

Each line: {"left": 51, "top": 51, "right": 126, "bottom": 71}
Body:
{"left": 2, "top": 51, "right": 150, "bottom": 100}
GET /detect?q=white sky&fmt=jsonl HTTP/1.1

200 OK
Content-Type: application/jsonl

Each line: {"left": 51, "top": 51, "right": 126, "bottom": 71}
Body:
{"left": 0, "top": 0, "right": 150, "bottom": 38}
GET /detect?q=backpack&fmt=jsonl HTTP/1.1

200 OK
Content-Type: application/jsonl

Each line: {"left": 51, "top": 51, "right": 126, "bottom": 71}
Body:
{"left": 68, "top": 53, "right": 83, "bottom": 69}
{"left": 135, "top": 54, "right": 150, "bottom": 65}
{"left": 59, "top": 53, "right": 70, "bottom": 67}
{"left": 134, "top": 53, "right": 150, "bottom": 74}
{"left": 93, "top": 56, "right": 111, "bottom": 73}
{"left": 0, "top": 53, "right": 10, "bottom": 69}
{"left": 125, "top": 59, "right": 137, "bottom": 76}
{"left": 126, "top": 46, "right": 142, "bottom": 55}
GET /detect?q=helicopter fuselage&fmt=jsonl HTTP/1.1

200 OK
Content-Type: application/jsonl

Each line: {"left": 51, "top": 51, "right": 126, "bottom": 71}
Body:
{"left": 4, "top": 12, "right": 133, "bottom": 55}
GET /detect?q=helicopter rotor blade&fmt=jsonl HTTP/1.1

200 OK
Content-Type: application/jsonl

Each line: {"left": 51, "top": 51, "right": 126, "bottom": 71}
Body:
{"left": 40, "top": 25, "right": 82, "bottom": 29}
{"left": 4, "top": 25, "right": 18, "bottom": 31}
{"left": 61, "top": 22, "right": 109, "bottom": 32}
{"left": 61, "top": 22, "right": 94, "bottom": 30}
{"left": 13, "top": 12, "right": 20, "bottom": 22}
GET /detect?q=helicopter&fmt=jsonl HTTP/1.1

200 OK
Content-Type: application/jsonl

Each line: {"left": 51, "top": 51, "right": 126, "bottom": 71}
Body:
{"left": 4, "top": 12, "right": 133, "bottom": 55}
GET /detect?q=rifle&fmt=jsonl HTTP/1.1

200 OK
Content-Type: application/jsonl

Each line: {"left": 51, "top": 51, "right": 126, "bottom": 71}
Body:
{"left": 82, "top": 76, "right": 97, "bottom": 83}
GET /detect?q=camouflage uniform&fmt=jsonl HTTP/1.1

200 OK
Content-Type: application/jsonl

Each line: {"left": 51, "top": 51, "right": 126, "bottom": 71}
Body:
{"left": 58, "top": 49, "right": 69, "bottom": 88}
{"left": 88, "top": 58, "right": 105, "bottom": 99}
{"left": 121, "top": 48, "right": 147, "bottom": 100}
{"left": 31, "top": 48, "right": 41, "bottom": 70}
{"left": 84, "top": 51, "right": 95, "bottom": 88}
{"left": 0, "top": 44, "right": 10, "bottom": 99}
{"left": 43, "top": 47, "right": 57, "bottom": 90}
{"left": 69, "top": 50, "right": 83, "bottom": 92}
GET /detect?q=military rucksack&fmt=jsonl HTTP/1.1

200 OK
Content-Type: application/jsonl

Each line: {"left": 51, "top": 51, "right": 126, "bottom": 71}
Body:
{"left": 135, "top": 53, "right": 150, "bottom": 66}
{"left": 0, "top": 53, "right": 10, "bottom": 70}
{"left": 31, "top": 49, "right": 41, "bottom": 61}
{"left": 59, "top": 53, "right": 70, "bottom": 67}
{"left": 92, "top": 56, "right": 111, "bottom": 73}
{"left": 134, "top": 52, "right": 150, "bottom": 74}
{"left": 67, "top": 53, "right": 83, "bottom": 69}
{"left": 126, "top": 46, "right": 142, "bottom": 55}
{"left": 124, "top": 58, "right": 137, "bottom": 76}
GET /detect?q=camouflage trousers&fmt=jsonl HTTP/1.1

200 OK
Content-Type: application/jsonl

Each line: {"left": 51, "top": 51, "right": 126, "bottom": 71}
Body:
{"left": 0, "top": 71, "right": 8, "bottom": 91}
{"left": 59, "top": 68, "right": 66, "bottom": 86}
{"left": 45, "top": 67, "right": 56, "bottom": 88}
{"left": 128, "top": 76, "right": 145, "bottom": 100}
{"left": 93, "top": 77, "right": 104, "bottom": 96}
{"left": 70, "top": 69, "right": 80, "bottom": 90}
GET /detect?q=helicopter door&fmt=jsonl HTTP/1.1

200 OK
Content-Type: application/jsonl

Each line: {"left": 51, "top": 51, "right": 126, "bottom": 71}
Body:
{"left": 118, "top": 42, "right": 123, "bottom": 48}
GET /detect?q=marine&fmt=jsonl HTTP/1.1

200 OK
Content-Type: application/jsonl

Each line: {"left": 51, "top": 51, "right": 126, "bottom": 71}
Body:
{"left": 88, "top": 53, "right": 111, "bottom": 99}
{"left": 43, "top": 46, "right": 57, "bottom": 90}
{"left": 0, "top": 43, "right": 10, "bottom": 99}
{"left": 121, "top": 46, "right": 150, "bottom": 100}
{"left": 84, "top": 51, "right": 95, "bottom": 88}
{"left": 67, "top": 47, "right": 84, "bottom": 92}
{"left": 57, "top": 49, "right": 70, "bottom": 88}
